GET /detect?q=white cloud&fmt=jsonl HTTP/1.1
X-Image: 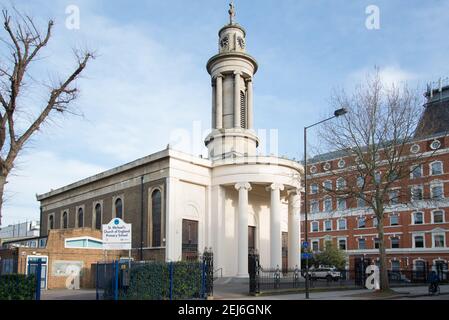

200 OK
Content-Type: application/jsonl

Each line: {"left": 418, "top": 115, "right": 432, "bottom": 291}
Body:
{"left": 347, "top": 65, "right": 419, "bottom": 88}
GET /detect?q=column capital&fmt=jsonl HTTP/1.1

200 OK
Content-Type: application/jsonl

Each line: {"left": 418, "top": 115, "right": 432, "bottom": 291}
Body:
{"left": 235, "top": 182, "right": 252, "bottom": 191}
{"left": 233, "top": 71, "right": 243, "bottom": 76}
{"left": 287, "top": 188, "right": 301, "bottom": 196}
{"left": 266, "top": 183, "right": 284, "bottom": 192}
{"left": 245, "top": 77, "right": 253, "bottom": 83}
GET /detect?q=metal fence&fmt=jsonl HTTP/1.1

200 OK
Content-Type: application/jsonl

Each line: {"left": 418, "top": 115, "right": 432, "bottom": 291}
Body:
{"left": 249, "top": 252, "right": 448, "bottom": 294}
{"left": 0, "top": 256, "right": 42, "bottom": 300}
{"left": 95, "top": 251, "right": 213, "bottom": 300}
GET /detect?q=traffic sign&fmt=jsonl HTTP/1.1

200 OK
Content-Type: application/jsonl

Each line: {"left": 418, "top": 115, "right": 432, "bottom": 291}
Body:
{"left": 301, "top": 253, "right": 313, "bottom": 259}
{"left": 302, "top": 241, "right": 309, "bottom": 249}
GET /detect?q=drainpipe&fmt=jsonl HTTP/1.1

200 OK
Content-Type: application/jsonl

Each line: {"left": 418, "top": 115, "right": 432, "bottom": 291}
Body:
{"left": 140, "top": 176, "right": 144, "bottom": 261}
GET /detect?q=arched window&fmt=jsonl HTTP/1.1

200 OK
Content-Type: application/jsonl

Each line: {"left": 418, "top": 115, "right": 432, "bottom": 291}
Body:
{"left": 115, "top": 198, "right": 123, "bottom": 219}
{"left": 240, "top": 91, "right": 246, "bottom": 128}
{"left": 152, "top": 190, "right": 162, "bottom": 247}
{"left": 48, "top": 215, "right": 54, "bottom": 230}
{"left": 95, "top": 203, "right": 102, "bottom": 230}
{"left": 62, "top": 211, "right": 68, "bottom": 229}
{"left": 77, "top": 208, "right": 84, "bottom": 228}
{"left": 430, "top": 161, "right": 443, "bottom": 176}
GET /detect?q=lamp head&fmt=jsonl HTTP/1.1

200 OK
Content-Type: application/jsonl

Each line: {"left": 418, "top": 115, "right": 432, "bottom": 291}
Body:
{"left": 334, "top": 108, "right": 348, "bottom": 117}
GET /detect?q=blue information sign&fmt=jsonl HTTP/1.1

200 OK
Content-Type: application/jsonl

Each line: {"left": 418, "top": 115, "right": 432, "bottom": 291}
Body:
{"left": 302, "top": 241, "right": 309, "bottom": 249}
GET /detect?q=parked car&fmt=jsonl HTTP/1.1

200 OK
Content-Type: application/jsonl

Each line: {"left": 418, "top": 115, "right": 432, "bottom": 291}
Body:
{"left": 309, "top": 267, "right": 342, "bottom": 281}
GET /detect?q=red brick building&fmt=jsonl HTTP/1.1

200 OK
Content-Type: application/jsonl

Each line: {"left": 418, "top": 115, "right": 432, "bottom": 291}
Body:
{"left": 301, "top": 81, "right": 449, "bottom": 273}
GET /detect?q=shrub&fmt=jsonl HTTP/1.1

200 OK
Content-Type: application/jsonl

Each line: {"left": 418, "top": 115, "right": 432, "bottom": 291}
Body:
{"left": 0, "top": 274, "right": 36, "bottom": 300}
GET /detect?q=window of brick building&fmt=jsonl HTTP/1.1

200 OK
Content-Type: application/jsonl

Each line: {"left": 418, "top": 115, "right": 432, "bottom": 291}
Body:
{"left": 391, "top": 237, "right": 400, "bottom": 248}
{"left": 94, "top": 204, "right": 102, "bottom": 230}
{"left": 410, "top": 165, "right": 423, "bottom": 179}
{"left": 391, "top": 260, "right": 400, "bottom": 271}
{"left": 311, "top": 221, "right": 319, "bottom": 232}
{"left": 323, "top": 197, "right": 332, "bottom": 212}
{"left": 410, "top": 186, "right": 423, "bottom": 201}
{"left": 77, "top": 208, "right": 84, "bottom": 228}
{"left": 389, "top": 190, "right": 399, "bottom": 205}
{"left": 430, "top": 161, "right": 443, "bottom": 176}
{"left": 115, "top": 198, "right": 123, "bottom": 219}
{"left": 413, "top": 212, "right": 424, "bottom": 224}
{"left": 337, "top": 198, "right": 346, "bottom": 211}
{"left": 358, "top": 238, "right": 366, "bottom": 250}
{"left": 310, "top": 200, "right": 319, "bottom": 213}
{"left": 374, "top": 237, "right": 380, "bottom": 249}
{"left": 324, "top": 220, "right": 332, "bottom": 231}
{"left": 338, "top": 239, "right": 347, "bottom": 250}
{"left": 336, "top": 178, "right": 346, "bottom": 190}
{"left": 390, "top": 214, "right": 399, "bottom": 226}
{"left": 357, "top": 217, "right": 366, "bottom": 228}
{"left": 414, "top": 235, "right": 425, "bottom": 248}
{"left": 432, "top": 210, "right": 444, "bottom": 224}
{"left": 433, "top": 234, "right": 445, "bottom": 248}
{"left": 323, "top": 180, "right": 332, "bottom": 191}
{"left": 338, "top": 218, "right": 347, "bottom": 230}
{"left": 431, "top": 184, "right": 444, "bottom": 200}
{"left": 310, "top": 183, "right": 318, "bottom": 194}
{"left": 357, "top": 176, "right": 364, "bottom": 188}
{"left": 357, "top": 198, "right": 367, "bottom": 208}
{"left": 62, "top": 211, "right": 68, "bottom": 229}
{"left": 48, "top": 214, "right": 54, "bottom": 231}
{"left": 312, "top": 240, "right": 319, "bottom": 252}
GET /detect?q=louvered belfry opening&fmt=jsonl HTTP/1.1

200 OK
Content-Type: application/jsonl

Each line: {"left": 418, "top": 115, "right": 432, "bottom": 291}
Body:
{"left": 240, "top": 90, "right": 246, "bottom": 128}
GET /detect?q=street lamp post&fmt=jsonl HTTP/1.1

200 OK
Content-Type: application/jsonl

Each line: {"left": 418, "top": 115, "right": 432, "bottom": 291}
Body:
{"left": 303, "top": 108, "right": 347, "bottom": 299}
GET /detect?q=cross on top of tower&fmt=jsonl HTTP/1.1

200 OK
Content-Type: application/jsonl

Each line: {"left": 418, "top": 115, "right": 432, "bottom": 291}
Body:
{"left": 228, "top": 1, "right": 236, "bottom": 25}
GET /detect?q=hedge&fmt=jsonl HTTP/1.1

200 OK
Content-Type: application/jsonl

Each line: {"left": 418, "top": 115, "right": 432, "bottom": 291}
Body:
{"left": 122, "top": 261, "right": 203, "bottom": 300}
{"left": 0, "top": 274, "right": 36, "bottom": 300}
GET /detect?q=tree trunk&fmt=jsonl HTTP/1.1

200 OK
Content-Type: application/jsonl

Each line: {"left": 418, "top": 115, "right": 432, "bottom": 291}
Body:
{"left": 0, "top": 173, "right": 7, "bottom": 225}
{"left": 377, "top": 216, "right": 390, "bottom": 291}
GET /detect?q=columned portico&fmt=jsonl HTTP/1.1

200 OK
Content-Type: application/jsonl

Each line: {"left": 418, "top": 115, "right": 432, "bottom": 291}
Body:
{"left": 288, "top": 189, "right": 301, "bottom": 269}
{"left": 267, "top": 183, "right": 284, "bottom": 269}
{"left": 235, "top": 182, "right": 251, "bottom": 277}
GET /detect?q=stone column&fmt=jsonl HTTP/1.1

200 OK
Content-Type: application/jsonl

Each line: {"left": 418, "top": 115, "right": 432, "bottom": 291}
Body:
{"left": 234, "top": 72, "right": 241, "bottom": 128}
{"left": 235, "top": 182, "right": 252, "bottom": 277}
{"left": 288, "top": 189, "right": 301, "bottom": 269}
{"left": 247, "top": 78, "right": 253, "bottom": 130}
{"left": 215, "top": 74, "right": 223, "bottom": 129}
{"left": 267, "top": 183, "right": 284, "bottom": 269}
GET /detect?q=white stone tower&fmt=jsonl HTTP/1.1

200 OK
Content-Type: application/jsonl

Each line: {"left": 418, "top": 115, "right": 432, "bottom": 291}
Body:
{"left": 205, "top": 2, "right": 259, "bottom": 160}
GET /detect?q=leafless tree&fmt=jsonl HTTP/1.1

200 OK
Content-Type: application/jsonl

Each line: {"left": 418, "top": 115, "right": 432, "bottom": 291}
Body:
{"left": 0, "top": 8, "right": 94, "bottom": 224}
{"left": 316, "top": 70, "right": 432, "bottom": 291}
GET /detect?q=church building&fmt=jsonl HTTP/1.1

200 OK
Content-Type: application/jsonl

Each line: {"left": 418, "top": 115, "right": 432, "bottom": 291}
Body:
{"left": 36, "top": 4, "right": 304, "bottom": 277}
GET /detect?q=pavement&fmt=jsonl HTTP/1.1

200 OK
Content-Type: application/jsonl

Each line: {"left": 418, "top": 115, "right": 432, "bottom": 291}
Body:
{"left": 39, "top": 282, "right": 449, "bottom": 300}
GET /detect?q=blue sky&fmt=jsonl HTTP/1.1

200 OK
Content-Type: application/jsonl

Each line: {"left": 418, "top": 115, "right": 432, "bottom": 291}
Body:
{"left": 1, "top": 0, "right": 449, "bottom": 226}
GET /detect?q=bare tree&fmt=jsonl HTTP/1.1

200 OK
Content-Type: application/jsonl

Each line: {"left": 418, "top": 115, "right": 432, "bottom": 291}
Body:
{"left": 316, "top": 70, "right": 431, "bottom": 291}
{"left": 0, "top": 8, "right": 94, "bottom": 224}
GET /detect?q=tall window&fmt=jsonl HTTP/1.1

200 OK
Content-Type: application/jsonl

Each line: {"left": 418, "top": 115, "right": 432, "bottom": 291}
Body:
{"left": 374, "top": 237, "right": 380, "bottom": 249}
{"left": 152, "top": 190, "right": 162, "bottom": 247}
{"left": 414, "top": 235, "right": 424, "bottom": 248}
{"left": 48, "top": 215, "right": 54, "bottom": 230}
{"left": 323, "top": 180, "right": 332, "bottom": 191}
{"left": 431, "top": 184, "right": 444, "bottom": 200}
{"left": 337, "top": 198, "right": 346, "bottom": 211}
{"left": 410, "top": 165, "right": 423, "bottom": 179}
{"left": 391, "top": 237, "right": 400, "bottom": 249}
{"left": 324, "top": 220, "right": 332, "bottom": 231}
{"left": 310, "top": 200, "right": 319, "bottom": 213}
{"left": 433, "top": 234, "right": 445, "bottom": 248}
{"left": 312, "top": 240, "right": 319, "bottom": 252}
{"left": 338, "top": 218, "right": 347, "bottom": 230}
{"left": 358, "top": 238, "right": 366, "bottom": 250}
{"left": 413, "top": 212, "right": 424, "bottom": 225}
{"left": 357, "top": 217, "right": 366, "bottom": 228}
{"left": 357, "top": 176, "right": 364, "bottom": 188}
{"left": 430, "top": 161, "right": 443, "bottom": 176}
{"left": 115, "top": 198, "right": 123, "bottom": 219}
{"left": 240, "top": 91, "right": 246, "bottom": 128}
{"left": 311, "top": 221, "right": 319, "bottom": 232}
{"left": 310, "top": 183, "right": 318, "bottom": 194}
{"left": 390, "top": 214, "right": 399, "bottom": 226}
{"left": 62, "top": 211, "right": 68, "bottom": 229}
{"left": 391, "top": 261, "right": 400, "bottom": 271}
{"left": 410, "top": 186, "right": 423, "bottom": 201}
{"left": 432, "top": 210, "right": 444, "bottom": 224}
{"left": 323, "top": 197, "right": 332, "bottom": 212}
{"left": 338, "top": 239, "right": 347, "bottom": 250}
{"left": 95, "top": 204, "right": 102, "bottom": 230}
{"left": 389, "top": 190, "right": 399, "bottom": 205}
{"left": 77, "top": 208, "right": 84, "bottom": 228}
{"left": 336, "top": 178, "right": 346, "bottom": 190}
